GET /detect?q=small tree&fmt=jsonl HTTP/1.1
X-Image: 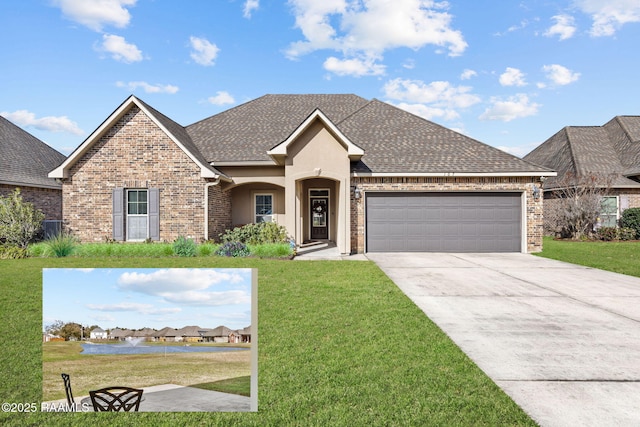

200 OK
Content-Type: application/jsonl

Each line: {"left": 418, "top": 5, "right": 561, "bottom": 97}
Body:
{"left": 0, "top": 188, "right": 45, "bottom": 248}
{"left": 620, "top": 207, "right": 640, "bottom": 237}
{"left": 546, "top": 173, "right": 613, "bottom": 240}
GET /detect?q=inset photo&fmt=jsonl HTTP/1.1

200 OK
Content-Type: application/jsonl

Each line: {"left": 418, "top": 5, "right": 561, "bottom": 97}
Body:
{"left": 41, "top": 268, "right": 257, "bottom": 412}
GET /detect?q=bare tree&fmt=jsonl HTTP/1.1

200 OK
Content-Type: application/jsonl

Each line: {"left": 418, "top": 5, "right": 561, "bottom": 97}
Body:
{"left": 545, "top": 173, "right": 613, "bottom": 240}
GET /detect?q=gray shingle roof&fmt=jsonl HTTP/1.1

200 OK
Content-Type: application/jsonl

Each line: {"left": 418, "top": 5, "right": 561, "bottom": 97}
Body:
{"left": 186, "top": 94, "right": 371, "bottom": 162}
{"left": 524, "top": 116, "right": 640, "bottom": 189}
{"left": 0, "top": 116, "right": 66, "bottom": 188}
{"left": 185, "top": 94, "right": 548, "bottom": 174}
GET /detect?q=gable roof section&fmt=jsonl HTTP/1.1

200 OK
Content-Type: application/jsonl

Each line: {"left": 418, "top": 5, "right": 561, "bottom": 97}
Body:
{"left": 49, "top": 95, "right": 228, "bottom": 180}
{"left": 267, "top": 108, "right": 364, "bottom": 163}
{"left": 343, "top": 100, "right": 552, "bottom": 175}
{"left": 524, "top": 116, "right": 640, "bottom": 189}
{"left": 0, "top": 116, "right": 66, "bottom": 189}
{"left": 186, "top": 94, "right": 370, "bottom": 163}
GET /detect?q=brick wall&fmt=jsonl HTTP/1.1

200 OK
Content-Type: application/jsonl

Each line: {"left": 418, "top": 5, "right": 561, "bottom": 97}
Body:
{"left": 207, "top": 183, "right": 232, "bottom": 241}
{"left": 0, "top": 184, "right": 62, "bottom": 220}
{"left": 350, "top": 176, "right": 544, "bottom": 253}
{"left": 62, "top": 106, "right": 227, "bottom": 242}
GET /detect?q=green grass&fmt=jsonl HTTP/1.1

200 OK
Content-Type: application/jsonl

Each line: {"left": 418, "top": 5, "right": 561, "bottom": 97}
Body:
{"left": 536, "top": 236, "right": 640, "bottom": 277}
{"left": 190, "top": 376, "right": 251, "bottom": 397}
{"left": 0, "top": 258, "right": 534, "bottom": 426}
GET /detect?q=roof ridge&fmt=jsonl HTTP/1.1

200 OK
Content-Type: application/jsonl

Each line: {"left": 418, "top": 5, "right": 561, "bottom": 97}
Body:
{"left": 564, "top": 126, "right": 582, "bottom": 176}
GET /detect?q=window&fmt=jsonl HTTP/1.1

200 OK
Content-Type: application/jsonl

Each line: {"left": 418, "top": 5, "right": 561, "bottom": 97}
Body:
{"left": 255, "top": 194, "right": 273, "bottom": 223}
{"left": 113, "top": 188, "right": 159, "bottom": 241}
{"left": 600, "top": 196, "right": 619, "bottom": 228}
{"left": 127, "top": 189, "right": 148, "bottom": 240}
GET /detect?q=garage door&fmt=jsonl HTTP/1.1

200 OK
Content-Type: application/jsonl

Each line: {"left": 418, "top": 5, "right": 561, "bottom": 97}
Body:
{"left": 366, "top": 192, "right": 522, "bottom": 252}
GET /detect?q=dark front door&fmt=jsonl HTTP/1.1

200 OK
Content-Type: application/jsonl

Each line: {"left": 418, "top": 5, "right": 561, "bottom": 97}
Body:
{"left": 310, "top": 197, "right": 329, "bottom": 240}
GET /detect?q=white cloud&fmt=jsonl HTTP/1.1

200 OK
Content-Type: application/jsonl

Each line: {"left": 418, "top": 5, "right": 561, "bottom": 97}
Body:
{"left": 162, "top": 290, "right": 250, "bottom": 306}
{"left": 243, "top": 0, "right": 260, "bottom": 18}
{"left": 544, "top": 14, "right": 577, "bottom": 40}
{"left": 574, "top": 0, "right": 640, "bottom": 36}
{"left": 460, "top": 69, "right": 477, "bottom": 80}
{"left": 542, "top": 64, "right": 580, "bottom": 86}
{"left": 383, "top": 78, "right": 481, "bottom": 121}
{"left": 499, "top": 67, "right": 527, "bottom": 87}
{"left": 286, "top": 0, "right": 467, "bottom": 70}
{"left": 98, "top": 34, "right": 143, "bottom": 63}
{"left": 479, "top": 94, "right": 540, "bottom": 122}
{"left": 53, "top": 0, "right": 137, "bottom": 32}
{"left": 86, "top": 302, "right": 182, "bottom": 315}
{"left": 189, "top": 36, "right": 219, "bottom": 66}
{"left": 116, "top": 81, "right": 179, "bottom": 94}
{"left": 208, "top": 91, "right": 236, "bottom": 105}
{"left": 323, "top": 56, "right": 385, "bottom": 77}
{"left": 118, "top": 269, "right": 245, "bottom": 295}
{"left": 0, "top": 110, "right": 84, "bottom": 135}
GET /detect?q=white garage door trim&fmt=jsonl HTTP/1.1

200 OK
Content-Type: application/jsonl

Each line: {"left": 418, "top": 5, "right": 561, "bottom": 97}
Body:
{"left": 364, "top": 191, "right": 527, "bottom": 253}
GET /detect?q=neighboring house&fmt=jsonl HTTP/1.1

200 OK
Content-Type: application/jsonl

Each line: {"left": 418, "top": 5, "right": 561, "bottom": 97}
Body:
{"left": 108, "top": 328, "right": 131, "bottom": 341}
{"left": 0, "top": 116, "right": 66, "bottom": 226}
{"left": 240, "top": 326, "right": 251, "bottom": 344}
{"left": 89, "top": 327, "right": 107, "bottom": 340}
{"left": 176, "top": 326, "right": 206, "bottom": 343}
{"left": 524, "top": 116, "right": 640, "bottom": 228}
{"left": 203, "top": 325, "right": 234, "bottom": 343}
{"left": 153, "top": 326, "right": 178, "bottom": 342}
{"left": 49, "top": 94, "right": 554, "bottom": 253}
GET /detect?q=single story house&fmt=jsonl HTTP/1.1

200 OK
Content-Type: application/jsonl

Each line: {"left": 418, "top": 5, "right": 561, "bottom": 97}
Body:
{"left": 50, "top": 94, "right": 554, "bottom": 253}
{"left": 524, "top": 116, "right": 640, "bottom": 228}
{"left": 1, "top": 115, "right": 66, "bottom": 228}
{"left": 203, "top": 325, "right": 234, "bottom": 343}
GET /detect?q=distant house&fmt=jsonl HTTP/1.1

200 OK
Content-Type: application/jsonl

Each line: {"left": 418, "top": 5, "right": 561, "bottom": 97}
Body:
{"left": 153, "top": 326, "right": 178, "bottom": 342}
{"left": 203, "top": 325, "right": 234, "bottom": 343}
{"left": 0, "top": 116, "right": 66, "bottom": 236}
{"left": 240, "top": 326, "right": 251, "bottom": 344}
{"left": 89, "top": 327, "right": 107, "bottom": 340}
{"left": 176, "top": 326, "right": 206, "bottom": 343}
{"left": 49, "top": 94, "right": 554, "bottom": 253}
{"left": 109, "top": 328, "right": 131, "bottom": 341}
{"left": 524, "top": 116, "right": 640, "bottom": 229}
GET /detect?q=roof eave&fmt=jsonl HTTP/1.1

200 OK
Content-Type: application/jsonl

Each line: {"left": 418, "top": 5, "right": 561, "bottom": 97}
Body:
{"left": 352, "top": 171, "right": 558, "bottom": 178}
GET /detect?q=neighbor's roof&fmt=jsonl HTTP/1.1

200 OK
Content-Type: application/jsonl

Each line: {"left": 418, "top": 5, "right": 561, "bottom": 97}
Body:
{"left": 187, "top": 94, "right": 551, "bottom": 175}
{"left": 0, "top": 115, "right": 66, "bottom": 189}
{"left": 524, "top": 116, "right": 640, "bottom": 189}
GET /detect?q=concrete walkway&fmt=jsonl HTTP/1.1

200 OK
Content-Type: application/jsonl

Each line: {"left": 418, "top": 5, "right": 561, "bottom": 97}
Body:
{"left": 367, "top": 252, "right": 640, "bottom": 427}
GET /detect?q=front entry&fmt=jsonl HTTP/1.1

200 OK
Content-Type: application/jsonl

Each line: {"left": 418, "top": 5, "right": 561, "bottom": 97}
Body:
{"left": 309, "top": 190, "right": 329, "bottom": 240}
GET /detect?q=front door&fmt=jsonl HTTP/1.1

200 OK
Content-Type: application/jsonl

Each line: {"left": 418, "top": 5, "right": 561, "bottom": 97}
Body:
{"left": 310, "top": 195, "right": 329, "bottom": 240}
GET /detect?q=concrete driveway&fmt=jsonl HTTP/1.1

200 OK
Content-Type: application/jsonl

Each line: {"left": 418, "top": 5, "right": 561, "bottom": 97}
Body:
{"left": 367, "top": 252, "right": 640, "bottom": 427}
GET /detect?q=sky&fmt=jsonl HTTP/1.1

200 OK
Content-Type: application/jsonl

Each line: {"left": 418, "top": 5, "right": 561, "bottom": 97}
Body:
{"left": 42, "top": 268, "right": 254, "bottom": 331}
{"left": 2, "top": 1, "right": 640, "bottom": 158}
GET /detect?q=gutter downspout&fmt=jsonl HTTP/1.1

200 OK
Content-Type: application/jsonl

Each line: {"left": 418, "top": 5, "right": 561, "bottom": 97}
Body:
{"left": 204, "top": 178, "right": 222, "bottom": 241}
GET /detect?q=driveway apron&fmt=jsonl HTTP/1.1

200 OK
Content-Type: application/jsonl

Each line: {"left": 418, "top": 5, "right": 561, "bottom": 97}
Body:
{"left": 367, "top": 252, "right": 640, "bottom": 427}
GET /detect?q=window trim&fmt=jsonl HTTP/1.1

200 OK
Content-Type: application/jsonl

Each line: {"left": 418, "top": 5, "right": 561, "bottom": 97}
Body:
{"left": 254, "top": 193, "right": 274, "bottom": 224}
{"left": 599, "top": 195, "right": 619, "bottom": 228}
{"left": 126, "top": 189, "right": 149, "bottom": 241}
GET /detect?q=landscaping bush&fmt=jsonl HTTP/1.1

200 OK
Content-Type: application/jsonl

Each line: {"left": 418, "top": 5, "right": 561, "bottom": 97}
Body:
{"left": 596, "top": 226, "right": 619, "bottom": 241}
{"left": 248, "top": 243, "right": 293, "bottom": 259}
{"left": 45, "top": 232, "right": 78, "bottom": 257}
{"left": 197, "top": 242, "right": 216, "bottom": 256}
{"left": 219, "top": 222, "right": 289, "bottom": 245}
{"left": 215, "top": 241, "right": 250, "bottom": 257}
{"left": 620, "top": 208, "right": 640, "bottom": 237}
{"left": 619, "top": 227, "right": 637, "bottom": 241}
{"left": 0, "top": 244, "right": 29, "bottom": 259}
{"left": 172, "top": 235, "right": 197, "bottom": 257}
{"left": 0, "top": 188, "right": 45, "bottom": 248}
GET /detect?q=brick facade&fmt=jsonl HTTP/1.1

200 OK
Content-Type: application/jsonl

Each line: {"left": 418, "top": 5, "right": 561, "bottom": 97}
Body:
{"left": 0, "top": 184, "right": 62, "bottom": 220}
{"left": 62, "top": 106, "right": 231, "bottom": 242}
{"left": 350, "top": 176, "right": 544, "bottom": 254}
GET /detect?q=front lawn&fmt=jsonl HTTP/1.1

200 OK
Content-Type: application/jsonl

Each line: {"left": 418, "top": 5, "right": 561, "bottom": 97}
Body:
{"left": 536, "top": 236, "right": 640, "bottom": 278}
{"left": 0, "top": 258, "right": 534, "bottom": 426}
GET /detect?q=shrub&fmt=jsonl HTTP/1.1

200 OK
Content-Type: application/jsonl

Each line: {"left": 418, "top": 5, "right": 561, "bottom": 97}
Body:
{"left": 197, "top": 243, "right": 216, "bottom": 256}
{"left": 220, "top": 222, "right": 289, "bottom": 245}
{"left": 619, "top": 227, "right": 637, "bottom": 241}
{"left": 596, "top": 226, "right": 618, "bottom": 241}
{"left": 215, "top": 241, "right": 250, "bottom": 257}
{"left": 620, "top": 208, "right": 640, "bottom": 237}
{"left": 248, "top": 243, "right": 293, "bottom": 259}
{"left": 172, "top": 235, "right": 196, "bottom": 257}
{"left": 0, "top": 188, "right": 45, "bottom": 248}
{"left": 46, "top": 232, "right": 78, "bottom": 257}
{"left": 28, "top": 242, "right": 50, "bottom": 258}
{"left": 0, "top": 245, "right": 29, "bottom": 259}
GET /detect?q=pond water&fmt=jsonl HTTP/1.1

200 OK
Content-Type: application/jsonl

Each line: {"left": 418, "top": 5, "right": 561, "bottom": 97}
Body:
{"left": 81, "top": 343, "right": 249, "bottom": 355}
